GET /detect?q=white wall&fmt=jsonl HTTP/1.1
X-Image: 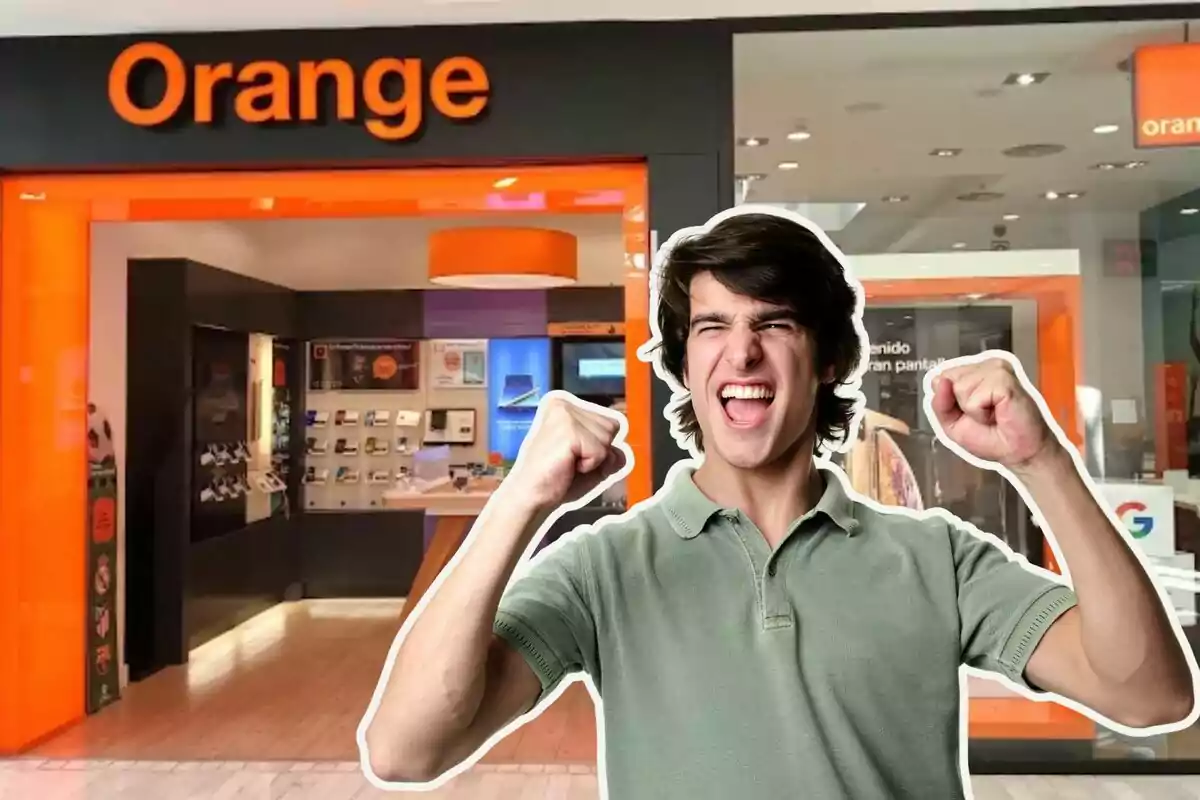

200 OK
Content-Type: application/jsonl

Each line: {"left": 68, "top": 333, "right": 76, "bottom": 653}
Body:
{"left": 89, "top": 221, "right": 260, "bottom": 687}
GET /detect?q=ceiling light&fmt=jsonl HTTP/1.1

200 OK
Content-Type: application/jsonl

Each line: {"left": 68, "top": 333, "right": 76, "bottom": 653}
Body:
{"left": 1003, "top": 143, "right": 1066, "bottom": 158}
{"left": 1003, "top": 213, "right": 1020, "bottom": 221}
{"left": 737, "top": 173, "right": 767, "bottom": 182}
{"left": 1065, "top": 192, "right": 1083, "bottom": 200}
{"left": 1043, "top": 191, "right": 1060, "bottom": 200}
{"left": 931, "top": 148, "right": 962, "bottom": 157}
{"left": 1004, "top": 72, "right": 1049, "bottom": 86}
{"left": 737, "top": 137, "right": 768, "bottom": 147}
{"left": 778, "top": 161, "right": 800, "bottom": 171}
{"left": 952, "top": 242, "right": 967, "bottom": 249}
{"left": 1091, "top": 160, "right": 1147, "bottom": 171}
{"left": 882, "top": 195, "right": 909, "bottom": 203}
{"left": 428, "top": 227, "right": 578, "bottom": 289}
{"left": 787, "top": 129, "right": 812, "bottom": 142}
{"left": 1093, "top": 123, "right": 1120, "bottom": 135}
{"left": 493, "top": 176, "right": 518, "bottom": 189}
{"left": 957, "top": 191, "right": 1004, "bottom": 202}
{"left": 1182, "top": 208, "right": 1200, "bottom": 216}
{"left": 1092, "top": 162, "right": 1118, "bottom": 171}
{"left": 18, "top": 192, "right": 45, "bottom": 201}
{"left": 252, "top": 197, "right": 275, "bottom": 211}
{"left": 965, "top": 293, "right": 986, "bottom": 301}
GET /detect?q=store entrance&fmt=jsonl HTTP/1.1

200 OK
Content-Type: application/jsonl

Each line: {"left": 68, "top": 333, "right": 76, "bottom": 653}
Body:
{"left": 0, "top": 164, "right": 648, "bottom": 762}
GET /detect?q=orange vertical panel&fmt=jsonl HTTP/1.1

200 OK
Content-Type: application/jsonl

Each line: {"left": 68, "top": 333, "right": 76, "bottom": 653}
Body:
{"left": 622, "top": 182, "right": 652, "bottom": 505}
{"left": 0, "top": 192, "right": 90, "bottom": 752}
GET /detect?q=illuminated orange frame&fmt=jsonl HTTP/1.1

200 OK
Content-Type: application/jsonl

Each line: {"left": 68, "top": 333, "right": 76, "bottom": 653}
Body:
{"left": 0, "top": 163, "right": 651, "bottom": 753}
{"left": 865, "top": 275, "right": 1093, "bottom": 742}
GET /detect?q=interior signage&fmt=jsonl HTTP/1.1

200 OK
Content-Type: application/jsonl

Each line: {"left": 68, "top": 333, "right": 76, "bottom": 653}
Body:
{"left": 107, "top": 42, "right": 490, "bottom": 141}
{"left": 1133, "top": 43, "right": 1200, "bottom": 148}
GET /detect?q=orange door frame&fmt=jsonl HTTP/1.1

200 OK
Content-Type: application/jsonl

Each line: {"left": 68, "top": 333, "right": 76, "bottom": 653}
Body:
{"left": 0, "top": 163, "right": 650, "bottom": 753}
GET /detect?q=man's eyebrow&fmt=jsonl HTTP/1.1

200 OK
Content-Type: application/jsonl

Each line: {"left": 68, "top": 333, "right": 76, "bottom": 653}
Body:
{"left": 689, "top": 312, "right": 730, "bottom": 328}
{"left": 749, "top": 309, "right": 796, "bottom": 325}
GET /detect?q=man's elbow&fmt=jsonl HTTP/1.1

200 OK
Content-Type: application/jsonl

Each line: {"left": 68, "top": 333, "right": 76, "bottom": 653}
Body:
{"left": 1111, "top": 686, "right": 1196, "bottom": 730}
{"left": 364, "top": 728, "right": 451, "bottom": 785}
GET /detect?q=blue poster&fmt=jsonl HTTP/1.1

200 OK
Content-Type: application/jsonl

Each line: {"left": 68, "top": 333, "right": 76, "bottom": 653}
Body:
{"left": 487, "top": 338, "right": 551, "bottom": 463}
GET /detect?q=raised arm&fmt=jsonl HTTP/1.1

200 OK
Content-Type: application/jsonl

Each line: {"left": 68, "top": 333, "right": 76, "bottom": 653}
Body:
{"left": 360, "top": 394, "right": 628, "bottom": 783}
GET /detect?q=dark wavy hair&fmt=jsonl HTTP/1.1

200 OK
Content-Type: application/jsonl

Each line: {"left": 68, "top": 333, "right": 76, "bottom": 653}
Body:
{"left": 650, "top": 213, "right": 862, "bottom": 455}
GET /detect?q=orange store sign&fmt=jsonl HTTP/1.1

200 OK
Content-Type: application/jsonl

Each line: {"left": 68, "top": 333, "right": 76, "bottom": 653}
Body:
{"left": 108, "top": 42, "right": 490, "bottom": 141}
{"left": 1133, "top": 42, "right": 1200, "bottom": 148}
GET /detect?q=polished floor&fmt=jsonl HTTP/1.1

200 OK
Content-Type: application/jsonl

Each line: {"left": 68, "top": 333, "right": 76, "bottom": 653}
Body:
{"left": 34, "top": 599, "right": 595, "bottom": 764}
{"left": 5, "top": 759, "right": 1200, "bottom": 799}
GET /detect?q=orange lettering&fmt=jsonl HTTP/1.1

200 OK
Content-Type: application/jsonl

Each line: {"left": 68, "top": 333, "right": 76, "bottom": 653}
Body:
{"left": 194, "top": 62, "right": 233, "bottom": 124}
{"left": 430, "top": 56, "right": 489, "bottom": 119}
{"left": 108, "top": 42, "right": 186, "bottom": 126}
{"left": 363, "top": 58, "right": 423, "bottom": 141}
{"left": 235, "top": 61, "right": 291, "bottom": 123}
{"left": 108, "top": 44, "right": 490, "bottom": 141}
{"left": 298, "top": 60, "right": 356, "bottom": 121}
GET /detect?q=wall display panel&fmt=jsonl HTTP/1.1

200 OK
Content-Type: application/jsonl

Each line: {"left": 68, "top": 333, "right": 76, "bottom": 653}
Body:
{"left": 308, "top": 340, "right": 420, "bottom": 392}
{"left": 191, "top": 326, "right": 251, "bottom": 543}
{"left": 487, "top": 338, "right": 552, "bottom": 464}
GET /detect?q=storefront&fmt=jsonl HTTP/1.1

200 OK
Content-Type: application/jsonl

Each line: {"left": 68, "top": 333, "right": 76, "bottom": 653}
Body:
{"left": 0, "top": 22, "right": 733, "bottom": 755}
{"left": 3, "top": 5, "right": 1200, "bottom": 776}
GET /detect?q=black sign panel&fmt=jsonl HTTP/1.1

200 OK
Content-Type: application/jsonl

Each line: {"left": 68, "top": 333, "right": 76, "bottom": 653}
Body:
{"left": 309, "top": 340, "right": 421, "bottom": 391}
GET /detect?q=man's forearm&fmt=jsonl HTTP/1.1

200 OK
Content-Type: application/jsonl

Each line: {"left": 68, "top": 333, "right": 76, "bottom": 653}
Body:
{"left": 1013, "top": 445, "right": 1192, "bottom": 703}
{"left": 365, "top": 488, "right": 551, "bottom": 776}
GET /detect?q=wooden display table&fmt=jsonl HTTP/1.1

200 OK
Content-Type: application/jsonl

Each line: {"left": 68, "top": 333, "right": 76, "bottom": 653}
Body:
{"left": 383, "top": 478, "right": 500, "bottom": 627}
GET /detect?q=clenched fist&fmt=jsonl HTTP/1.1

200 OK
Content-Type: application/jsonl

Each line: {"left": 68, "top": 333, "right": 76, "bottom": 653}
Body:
{"left": 926, "top": 352, "right": 1059, "bottom": 471}
{"left": 505, "top": 391, "right": 631, "bottom": 512}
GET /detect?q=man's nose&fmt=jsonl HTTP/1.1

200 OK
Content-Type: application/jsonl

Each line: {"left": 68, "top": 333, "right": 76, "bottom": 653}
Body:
{"left": 723, "top": 325, "right": 762, "bottom": 371}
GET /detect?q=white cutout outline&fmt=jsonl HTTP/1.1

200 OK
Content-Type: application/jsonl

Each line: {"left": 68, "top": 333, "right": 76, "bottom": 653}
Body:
{"left": 357, "top": 203, "right": 1200, "bottom": 796}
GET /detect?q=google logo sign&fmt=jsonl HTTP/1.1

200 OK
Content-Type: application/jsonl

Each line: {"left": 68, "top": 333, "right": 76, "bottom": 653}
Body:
{"left": 1116, "top": 501, "right": 1155, "bottom": 539}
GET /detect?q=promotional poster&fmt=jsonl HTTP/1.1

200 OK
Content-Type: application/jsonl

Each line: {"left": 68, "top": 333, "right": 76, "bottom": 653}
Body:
{"left": 309, "top": 340, "right": 421, "bottom": 391}
{"left": 838, "top": 305, "right": 1038, "bottom": 559}
{"left": 487, "top": 338, "right": 551, "bottom": 463}
{"left": 86, "top": 402, "right": 120, "bottom": 714}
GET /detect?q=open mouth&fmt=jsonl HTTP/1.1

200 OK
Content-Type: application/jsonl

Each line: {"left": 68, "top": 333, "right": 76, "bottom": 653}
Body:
{"left": 718, "top": 382, "right": 775, "bottom": 428}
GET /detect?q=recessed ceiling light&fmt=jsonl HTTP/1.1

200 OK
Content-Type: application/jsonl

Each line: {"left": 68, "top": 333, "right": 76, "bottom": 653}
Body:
{"left": 737, "top": 173, "right": 768, "bottom": 182}
{"left": 1093, "top": 123, "right": 1120, "bottom": 135}
{"left": 1092, "top": 162, "right": 1118, "bottom": 171}
{"left": 1004, "top": 72, "right": 1049, "bottom": 86}
{"left": 1003, "top": 213, "right": 1020, "bottom": 221}
{"left": 1065, "top": 192, "right": 1083, "bottom": 200}
{"left": 1182, "top": 208, "right": 1200, "bottom": 216}
{"left": 957, "top": 191, "right": 1004, "bottom": 202}
{"left": 931, "top": 148, "right": 962, "bottom": 157}
{"left": 1003, "top": 143, "right": 1065, "bottom": 158}
{"left": 786, "top": 129, "right": 812, "bottom": 141}
{"left": 952, "top": 242, "right": 967, "bottom": 249}
{"left": 965, "top": 292, "right": 986, "bottom": 301}
{"left": 881, "top": 195, "right": 909, "bottom": 203}
{"left": 1043, "top": 191, "right": 1060, "bottom": 200}
{"left": 252, "top": 197, "right": 275, "bottom": 211}
{"left": 493, "top": 176, "right": 518, "bottom": 189}
{"left": 777, "top": 161, "right": 800, "bottom": 170}
{"left": 1091, "top": 160, "right": 1147, "bottom": 171}
{"left": 737, "top": 137, "right": 768, "bottom": 147}
{"left": 18, "top": 192, "right": 46, "bottom": 201}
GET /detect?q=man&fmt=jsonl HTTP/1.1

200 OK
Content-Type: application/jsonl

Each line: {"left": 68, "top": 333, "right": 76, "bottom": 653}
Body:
{"left": 361, "top": 210, "right": 1196, "bottom": 798}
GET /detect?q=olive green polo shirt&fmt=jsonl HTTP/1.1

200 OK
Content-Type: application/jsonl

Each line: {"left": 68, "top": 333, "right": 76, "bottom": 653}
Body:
{"left": 494, "top": 465, "right": 1077, "bottom": 799}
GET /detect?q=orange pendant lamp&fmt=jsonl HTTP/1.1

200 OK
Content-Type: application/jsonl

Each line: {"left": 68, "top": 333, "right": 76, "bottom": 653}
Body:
{"left": 428, "top": 227, "right": 578, "bottom": 289}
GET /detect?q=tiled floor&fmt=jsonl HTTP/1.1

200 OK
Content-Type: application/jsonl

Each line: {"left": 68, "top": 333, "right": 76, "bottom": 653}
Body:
{"left": 4, "top": 759, "right": 1200, "bottom": 799}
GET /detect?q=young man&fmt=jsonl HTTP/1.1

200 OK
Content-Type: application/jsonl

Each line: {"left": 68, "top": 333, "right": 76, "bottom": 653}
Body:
{"left": 361, "top": 211, "right": 1196, "bottom": 798}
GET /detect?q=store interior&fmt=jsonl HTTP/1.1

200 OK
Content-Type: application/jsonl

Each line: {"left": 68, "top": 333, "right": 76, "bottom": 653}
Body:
{"left": 734, "top": 18, "right": 1200, "bottom": 762}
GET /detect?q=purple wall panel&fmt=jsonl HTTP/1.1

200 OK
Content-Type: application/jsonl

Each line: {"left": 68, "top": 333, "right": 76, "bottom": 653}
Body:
{"left": 422, "top": 290, "right": 547, "bottom": 339}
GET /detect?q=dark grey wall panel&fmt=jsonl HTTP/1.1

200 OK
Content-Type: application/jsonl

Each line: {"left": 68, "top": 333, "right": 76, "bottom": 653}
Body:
{"left": 546, "top": 287, "right": 623, "bottom": 324}
{"left": 300, "top": 512, "right": 425, "bottom": 598}
{"left": 298, "top": 291, "right": 425, "bottom": 341}
{"left": 0, "top": 22, "right": 729, "bottom": 171}
{"left": 187, "top": 261, "right": 298, "bottom": 338}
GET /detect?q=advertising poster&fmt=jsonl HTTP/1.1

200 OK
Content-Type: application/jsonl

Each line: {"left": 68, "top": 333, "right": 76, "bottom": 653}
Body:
{"left": 309, "top": 340, "right": 420, "bottom": 391}
{"left": 839, "top": 305, "right": 1037, "bottom": 558}
{"left": 488, "top": 338, "right": 551, "bottom": 463}
{"left": 429, "top": 339, "right": 488, "bottom": 389}
{"left": 87, "top": 464, "right": 120, "bottom": 714}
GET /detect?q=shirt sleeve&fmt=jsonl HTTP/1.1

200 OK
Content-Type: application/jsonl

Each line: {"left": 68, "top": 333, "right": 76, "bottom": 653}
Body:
{"left": 494, "top": 534, "right": 599, "bottom": 706}
{"left": 951, "top": 522, "right": 1078, "bottom": 691}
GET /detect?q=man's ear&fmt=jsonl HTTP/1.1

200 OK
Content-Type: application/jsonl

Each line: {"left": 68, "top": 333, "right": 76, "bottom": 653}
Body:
{"left": 820, "top": 364, "right": 837, "bottom": 385}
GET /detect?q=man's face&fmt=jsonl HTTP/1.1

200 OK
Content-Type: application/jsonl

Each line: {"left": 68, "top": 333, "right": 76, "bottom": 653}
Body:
{"left": 684, "top": 272, "right": 821, "bottom": 469}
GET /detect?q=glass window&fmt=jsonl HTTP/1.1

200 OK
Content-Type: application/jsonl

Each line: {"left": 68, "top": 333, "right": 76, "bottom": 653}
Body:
{"left": 735, "top": 17, "right": 1200, "bottom": 766}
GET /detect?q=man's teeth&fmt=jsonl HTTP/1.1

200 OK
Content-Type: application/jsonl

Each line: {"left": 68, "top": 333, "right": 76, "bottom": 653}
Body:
{"left": 720, "top": 385, "right": 774, "bottom": 400}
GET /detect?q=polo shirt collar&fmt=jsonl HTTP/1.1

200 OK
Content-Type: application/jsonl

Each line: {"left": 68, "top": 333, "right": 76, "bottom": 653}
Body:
{"left": 661, "top": 463, "right": 860, "bottom": 539}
